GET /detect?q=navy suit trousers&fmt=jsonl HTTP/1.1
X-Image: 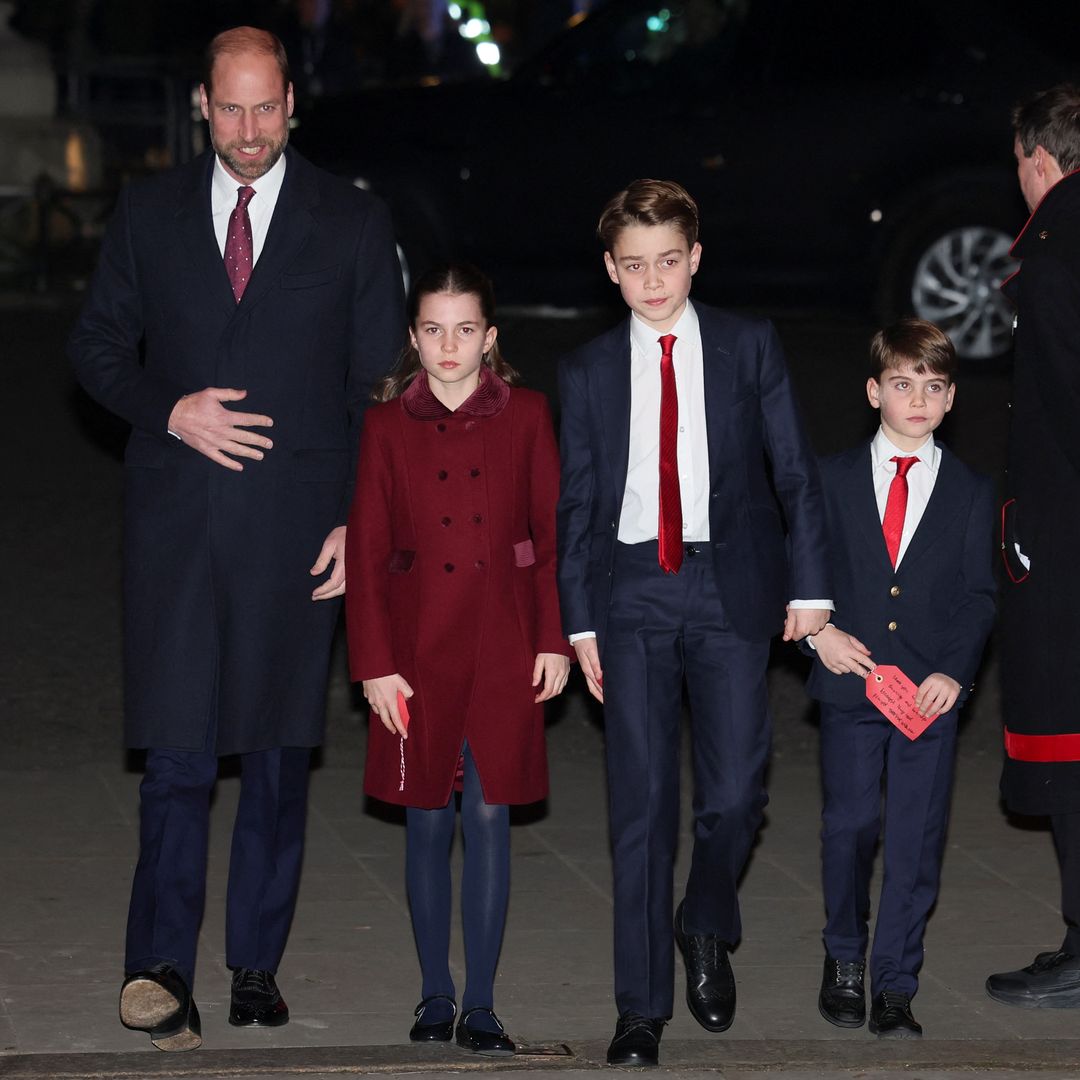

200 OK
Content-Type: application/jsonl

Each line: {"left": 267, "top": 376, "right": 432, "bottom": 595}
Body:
{"left": 602, "top": 541, "right": 771, "bottom": 1019}
{"left": 819, "top": 699, "right": 957, "bottom": 998}
{"left": 125, "top": 736, "right": 311, "bottom": 992}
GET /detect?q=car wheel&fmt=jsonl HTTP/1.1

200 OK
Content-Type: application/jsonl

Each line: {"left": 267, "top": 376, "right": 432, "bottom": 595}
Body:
{"left": 879, "top": 205, "right": 1020, "bottom": 364}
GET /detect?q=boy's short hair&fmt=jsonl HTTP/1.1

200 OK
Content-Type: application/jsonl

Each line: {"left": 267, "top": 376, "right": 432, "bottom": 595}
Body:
{"left": 870, "top": 318, "right": 957, "bottom": 382}
{"left": 1012, "top": 83, "right": 1080, "bottom": 174}
{"left": 597, "top": 179, "right": 700, "bottom": 251}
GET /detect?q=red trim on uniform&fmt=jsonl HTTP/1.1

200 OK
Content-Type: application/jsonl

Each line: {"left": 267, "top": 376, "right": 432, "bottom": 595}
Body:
{"left": 1000, "top": 498, "right": 1029, "bottom": 584}
{"left": 1005, "top": 727, "right": 1080, "bottom": 762}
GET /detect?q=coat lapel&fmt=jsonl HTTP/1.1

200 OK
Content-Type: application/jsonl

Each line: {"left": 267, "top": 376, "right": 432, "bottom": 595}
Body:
{"left": 594, "top": 321, "right": 632, "bottom": 498}
{"left": 841, "top": 442, "right": 892, "bottom": 569}
{"left": 174, "top": 152, "right": 237, "bottom": 319}
{"left": 900, "top": 445, "right": 965, "bottom": 568}
{"left": 698, "top": 307, "right": 735, "bottom": 484}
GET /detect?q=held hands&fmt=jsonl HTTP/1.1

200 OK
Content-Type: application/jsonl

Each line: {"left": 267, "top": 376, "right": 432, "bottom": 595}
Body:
{"left": 810, "top": 624, "right": 874, "bottom": 676}
{"left": 310, "top": 526, "right": 346, "bottom": 600}
{"left": 168, "top": 387, "right": 273, "bottom": 471}
{"left": 915, "top": 673, "right": 960, "bottom": 718}
{"left": 783, "top": 605, "right": 831, "bottom": 642}
{"left": 362, "top": 673, "right": 413, "bottom": 738}
{"left": 573, "top": 638, "right": 604, "bottom": 703}
{"left": 533, "top": 652, "right": 571, "bottom": 703}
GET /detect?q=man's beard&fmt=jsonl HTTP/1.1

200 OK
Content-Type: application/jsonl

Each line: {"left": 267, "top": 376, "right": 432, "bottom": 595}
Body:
{"left": 212, "top": 129, "right": 288, "bottom": 181}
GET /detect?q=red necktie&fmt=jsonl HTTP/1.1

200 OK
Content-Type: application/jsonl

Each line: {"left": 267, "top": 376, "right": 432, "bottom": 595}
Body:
{"left": 224, "top": 185, "right": 255, "bottom": 303}
{"left": 657, "top": 333, "right": 682, "bottom": 574}
{"left": 882, "top": 455, "right": 918, "bottom": 567}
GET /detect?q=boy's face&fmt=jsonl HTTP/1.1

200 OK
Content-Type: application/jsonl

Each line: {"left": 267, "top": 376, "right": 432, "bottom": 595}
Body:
{"left": 603, "top": 223, "right": 701, "bottom": 332}
{"left": 867, "top": 363, "right": 955, "bottom": 451}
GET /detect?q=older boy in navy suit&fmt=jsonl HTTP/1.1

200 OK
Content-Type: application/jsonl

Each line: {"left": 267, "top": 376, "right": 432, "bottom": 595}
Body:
{"left": 557, "top": 180, "right": 831, "bottom": 1067}
{"left": 807, "top": 319, "right": 995, "bottom": 1038}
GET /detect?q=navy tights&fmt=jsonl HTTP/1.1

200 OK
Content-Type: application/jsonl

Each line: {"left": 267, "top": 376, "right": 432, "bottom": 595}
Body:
{"left": 405, "top": 744, "right": 509, "bottom": 1029}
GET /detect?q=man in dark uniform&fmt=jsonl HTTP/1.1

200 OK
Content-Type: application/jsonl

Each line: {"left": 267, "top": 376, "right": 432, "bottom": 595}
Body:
{"left": 69, "top": 27, "right": 403, "bottom": 1050}
{"left": 986, "top": 83, "right": 1080, "bottom": 1009}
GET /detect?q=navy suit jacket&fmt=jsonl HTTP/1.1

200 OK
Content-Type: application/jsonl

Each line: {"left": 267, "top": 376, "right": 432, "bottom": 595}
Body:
{"left": 806, "top": 439, "right": 996, "bottom": 708}
{"left": 556, "top": 302, "right": 830, "bottom": 647}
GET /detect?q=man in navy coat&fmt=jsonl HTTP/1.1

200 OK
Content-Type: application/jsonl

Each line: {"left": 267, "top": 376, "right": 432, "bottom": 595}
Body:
{"left": 69, "top": 27, "right": 403, "bottom": 1050}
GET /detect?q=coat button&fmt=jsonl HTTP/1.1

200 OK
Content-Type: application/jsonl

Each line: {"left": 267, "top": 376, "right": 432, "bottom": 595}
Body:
{"left": 444, "top": 563, "right": 455, "bottom": 573}
{"left": 887, "top": 620, "right": 898, "bottom": 631}
{"left": 890, "top": 585, "right": 901, "bottom": 597}
{"left": 441, "top": 516, "right": 452, "bottom": 527}
{"left": 474, "top": 560, "right": 485, "bottom": 570}
{"left": 438, "top": 470, "right": 448, "bottom": 480}
{"left": 470, "top": 467, "right": 481, "bottom": 477}
{"left": 472, "top": 513, "right": 483, "bottom": 524}
{"left": 465, "top": 420, "right": 476, "bottom": 431}
{"left": 437, "top": 423, "right": 447, "bottom": 432}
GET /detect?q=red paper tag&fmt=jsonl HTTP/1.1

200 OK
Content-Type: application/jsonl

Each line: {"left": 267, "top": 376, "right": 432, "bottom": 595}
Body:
{"left": 865, "top": 664, "right": 938, "bottom": 740}
{"left": 397, "top": 691, "right": 410, "bottom": 732}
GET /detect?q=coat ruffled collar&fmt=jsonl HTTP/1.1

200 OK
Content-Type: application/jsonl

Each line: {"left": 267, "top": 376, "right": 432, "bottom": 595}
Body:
{"left": 401, "top": 365, "right": 511, "bottom": 420}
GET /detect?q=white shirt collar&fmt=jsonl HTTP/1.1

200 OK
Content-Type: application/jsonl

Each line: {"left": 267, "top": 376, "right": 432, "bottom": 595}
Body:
{"left": 871, "top": 427, "right": 939, "bottom": 473}
{"left": 629, "top": 299, "right": 699, "bottom": 356}
{"left": 211, "top": 152, "right": 287, "bottom": 213}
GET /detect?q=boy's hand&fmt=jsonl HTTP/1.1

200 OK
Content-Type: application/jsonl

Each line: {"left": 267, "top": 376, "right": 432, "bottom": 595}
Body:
{"left": 915, "top": 673, "right": 960, "bottom": 717}
{"left": 783, "top": 605, "right": 831, "bottom": 641}
{"left": 362, "top": 673, "right": 413, "bottom": 738}
{"left": 533, "top": 652, "right": 571, "bottom": 702}
{"left": 810, "top": 624, "right": 874, "bottom": 676}
{"left": 573, "top": 638, "right": 604, "bottom": 703}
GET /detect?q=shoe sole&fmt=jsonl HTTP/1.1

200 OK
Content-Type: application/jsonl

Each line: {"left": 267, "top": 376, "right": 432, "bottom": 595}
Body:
{"left": 818, "top": 997, "right": 865, "bottom": 1029}
{"left": 228, "top": 1010, "right": 290, "bottom": 1027}
{"left": 607, "top": 1054, "right": 659, "bottom": 1067}
{"left": 986, "top": 985, "right": 1080, "bottom": 1009}
{"left": 119, "top": 978, "right": 182, "bottom": 1030}
{"left": 151, "top": 1025, "right": 202, "bottom": 1052}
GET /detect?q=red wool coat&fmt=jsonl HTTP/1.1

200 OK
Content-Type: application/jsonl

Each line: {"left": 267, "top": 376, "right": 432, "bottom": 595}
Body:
{"left": 345, "top": 370, "right": 569, "bottom": 808}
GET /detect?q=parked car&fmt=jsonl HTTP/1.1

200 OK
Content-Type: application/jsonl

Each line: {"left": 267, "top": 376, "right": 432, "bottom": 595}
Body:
{"left": 292, "top": 0, "right": 1075, "bottom": 361}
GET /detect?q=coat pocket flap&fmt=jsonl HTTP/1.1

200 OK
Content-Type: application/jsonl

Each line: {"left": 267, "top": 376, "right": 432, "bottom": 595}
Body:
{"left": 281, "top": 265, "right": 340, "bottom": 289}
{"left": 513, "top": 539, "right": 536, "bottom": 567}
{"left": 389, "top": 549, "right": 416, "bottom": 573}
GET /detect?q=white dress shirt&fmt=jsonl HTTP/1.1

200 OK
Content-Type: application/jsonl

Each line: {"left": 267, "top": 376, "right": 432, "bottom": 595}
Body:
{"left": 872, "top": 427, "right": 940, "bottom": 567}
{"left": 210, "top": 153, "right": 286, "bottom": 265}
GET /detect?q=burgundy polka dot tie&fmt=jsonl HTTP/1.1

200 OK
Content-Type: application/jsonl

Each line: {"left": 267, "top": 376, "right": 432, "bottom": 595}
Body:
{"left": 657, "top": 333, "right": 682, "bottom": 574}
{"left": 224, "top": 186, "right": 255, "bottom": 303}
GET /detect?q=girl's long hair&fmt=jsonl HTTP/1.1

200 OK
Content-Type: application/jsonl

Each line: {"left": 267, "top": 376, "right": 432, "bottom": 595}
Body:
{"left": 375, "top": 262, "right": 522, "bottom": 401}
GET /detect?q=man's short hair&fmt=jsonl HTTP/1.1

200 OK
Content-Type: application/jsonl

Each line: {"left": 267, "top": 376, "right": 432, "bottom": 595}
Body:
{"left": 203, "top": 26, "right": 291, "bottom": 94}
{"left": 870, "top": 317, "right": 957, "bottom": 382}
{"left": 1012, "top": 83, "right": 1080, "bottom": 175}
{"left": 597, "top": 179, "right": 700, "bottom": 251}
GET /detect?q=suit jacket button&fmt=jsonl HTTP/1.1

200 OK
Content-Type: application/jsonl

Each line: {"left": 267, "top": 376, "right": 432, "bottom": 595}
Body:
{"left": 887, "top": 620, "right": 898, "bottom": 631}
{"left": 890, "top": 585, "right": 901, "bottom": 597}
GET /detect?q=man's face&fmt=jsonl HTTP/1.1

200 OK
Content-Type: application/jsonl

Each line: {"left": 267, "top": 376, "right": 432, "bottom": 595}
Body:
{"left": 1014, "top": 136, "right": 1049, "bottom": 213}
{"left": 867, "top": 364, "right": 955, "bottom": 451}
{"left": 603, "top": 223, "right": 701, "bottom": 332}
{"left": 200, "top": 52, "right": 293, "bottom": 184}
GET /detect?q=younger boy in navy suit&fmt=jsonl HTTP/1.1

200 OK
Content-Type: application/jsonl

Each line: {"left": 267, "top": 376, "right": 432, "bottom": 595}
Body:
{"left": 807, "top": 318, "right": 995, "bottom": 1038}
{"left": 557, "top": 180, "right": 831, "bottom": 1066}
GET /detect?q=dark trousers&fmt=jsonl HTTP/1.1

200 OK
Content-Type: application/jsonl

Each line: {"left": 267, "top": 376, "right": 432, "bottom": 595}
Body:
{"left": 602, "top": 541, "right": 771, "bottom": 1019}
{"left": 125, "top": 737, "right": 311, "bottom": 992}
{"left": 1051, "top": 811, "right": 1080, "bottom": 955}
{"left": 819, "top": 699, "right": 958, "bottom": 998}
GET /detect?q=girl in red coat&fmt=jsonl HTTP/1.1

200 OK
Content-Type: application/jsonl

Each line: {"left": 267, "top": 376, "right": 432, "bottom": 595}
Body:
{"left": 345, "top": 263, "right": 570, "bottom": 1055}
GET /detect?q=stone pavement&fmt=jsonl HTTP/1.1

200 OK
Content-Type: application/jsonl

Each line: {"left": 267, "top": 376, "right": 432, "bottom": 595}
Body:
{"left": 2, "top": 300, "right": 1079, "bottom": 1076}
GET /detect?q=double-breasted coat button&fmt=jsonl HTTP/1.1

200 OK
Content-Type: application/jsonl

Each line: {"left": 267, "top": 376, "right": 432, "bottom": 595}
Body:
{"left": 441, "top": 516, "right": 452, "bottom": 527}
{"left": 472, "top": 514, "right": 482, "bottom": 524}
{"left": 438, "top": 470, "right": 448, "bottom": 480}
{"left": 437, "top": 423, "right": 447, "bottom": 432}
{"left": 887, "top": 620, "right": 898, "bottom": 631}
{"left": 470, "top": 467, "right": 481, "bottom": 477}
{"left": 890, "top": 585, "right": 901, "bottom": 597}
{"left": 475, "top": 560, "right": 485, "bottom": 570}
{"left": 444, "top": 563, "right": 455, "bottom": 573}
{"left": 465, "top": 421, "right": 476, "bottom": 431}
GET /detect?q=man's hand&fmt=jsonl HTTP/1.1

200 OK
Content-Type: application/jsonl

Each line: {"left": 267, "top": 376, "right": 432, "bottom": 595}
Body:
{"left": 915, "top": 673, "right": 961, "bottom": 718}
{"left": 168, "top": 387, "right": 273, "bottom": 471}
{"left": 310, "top": 526, "right": 346, "bottom": 600}
{"left": 533, "top": 652, "right": 571, "bottom": 702}
{"left": 783, "top": 605, "right": 831, "bottom": 641}
{"left": 573, "top": 638, "right": 604, "bottom": 703}
{"left": 362, "top": 673, "right": 413, "bottom": 738}
{"left": 810, "top": 624, "right": 874, "bottom": 676}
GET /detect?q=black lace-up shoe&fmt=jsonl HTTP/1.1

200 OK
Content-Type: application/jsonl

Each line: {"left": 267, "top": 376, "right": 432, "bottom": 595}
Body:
{"left": 119, "top": 963, "right": 202, "bottom": 1051}
{"left": 409, "top": 995, "right": 456, "bottom": 1041}
{"left": 674, "top": 899, "right": 735, "bottom": 1032}
{"left": 986, "top": 950, "right": 1080, "bottom": 1008}
{"left": 229, "top": 968, "right": 289, "bottom": 1027}
{"left": 868, "top": 990, "right": 922, "bottom": 1038}
{"left": 818, "top": 955, "right": 866, "bottom": 1028}
{"left": 606, "top": 1013, "right": 664, "bottom": 1067}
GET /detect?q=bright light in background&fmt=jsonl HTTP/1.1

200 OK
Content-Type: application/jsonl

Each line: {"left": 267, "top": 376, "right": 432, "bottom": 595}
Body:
{"left": 646, "top": 7, "right": 671, "bottom": 32}
{"left": 460, "top": 18, "right": 488, "bottom": 39}
{"left": 870, "top": 208, "right": 883, "bottom": 222}
{"left": 448, "top": 2, "right": 462, "bottom": 17}
{"left": 476, "top": 41, "right": 500, "bottom": 65}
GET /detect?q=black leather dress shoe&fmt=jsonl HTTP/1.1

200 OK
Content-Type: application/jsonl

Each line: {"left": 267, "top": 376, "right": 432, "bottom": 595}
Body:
{"left": 229, "top": 968, "right": 290, "bottom": 1027}
{"left": 986, "top": 950, "right": 1080, "bottom": 1008}
{"left": 119, "top": 964, "right": 202, "bottom": 1051}
{"left": 606, "top": 1013, "right": 664, "bottom": 1067}
{"left": 455, "top": 1007, "right": 515, "bottom": 1056}
{"left": 674, "top": 900, "right": 736, "bottom": 1032}
{"left": 409, "top": 995, "right": 456, "bottom": 1041}
{"left": 818, "top": 955, "right": 866, "bottom": 1028}
{"left": 868, "top": 990, "right": 922, "bottom": 1038}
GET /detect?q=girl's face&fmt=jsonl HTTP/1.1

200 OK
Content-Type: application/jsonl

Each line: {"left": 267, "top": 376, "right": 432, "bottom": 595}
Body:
{"left": 410, "top": 290, "right": 497, "bottom": 403}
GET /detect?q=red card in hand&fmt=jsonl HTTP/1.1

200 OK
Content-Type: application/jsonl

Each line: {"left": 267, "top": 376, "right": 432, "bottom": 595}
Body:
{"left": 865, "top": 664, "right": 938, "bottom": 740}
{"left": 397, "top": 691, "right": 410, "bottom": 732}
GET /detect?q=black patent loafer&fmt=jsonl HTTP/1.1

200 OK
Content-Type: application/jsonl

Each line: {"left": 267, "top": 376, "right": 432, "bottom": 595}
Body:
{"left": 455, "top": 1006, "right": 515, "bottom": 1056}
{"left": 119, "top": 964, "right": 202, "bottom": 1051}
{"left": 229, "top": 968, "right": 290, "bottom": 1027}
{"left": 409, "top": 995, "right": 456, "bottom": 1041}
{"left": 868, "top": 990, "right": 922, "bottom": 1038}
{"left": 606, "top": 1013, "right": 664, "bottom": 1067}
{"left": 986, "top": 950, "right": 1080, "bottom": 1008}
{"left": 818, "top": 954, "right": 866, "bottom": 1028}
{"left": 674, "top": 899, "right": 736, "bottom": 1032}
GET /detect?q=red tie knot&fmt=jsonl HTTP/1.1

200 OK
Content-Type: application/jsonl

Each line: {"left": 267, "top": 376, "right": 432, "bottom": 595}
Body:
{"left": 235, "top": 186, "right": 255, "bottom": 209}
{"left": 658, "top": 333, "right": 677, "bottom": 360}
{"left": 891, "top": 455, "right": 918, "bottom": 478}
